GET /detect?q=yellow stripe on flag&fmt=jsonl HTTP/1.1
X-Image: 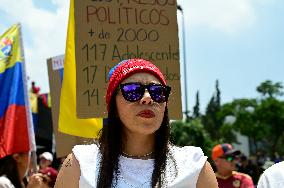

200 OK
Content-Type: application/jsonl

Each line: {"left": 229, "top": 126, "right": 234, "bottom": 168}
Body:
{"left": 0, "top": 24, "right": 23, "bottom": 73}
{"left": 58, "top": 0, "right": 103, "bottom": 138}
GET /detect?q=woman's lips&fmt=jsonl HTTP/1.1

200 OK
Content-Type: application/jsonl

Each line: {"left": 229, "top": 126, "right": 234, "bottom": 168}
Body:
{"left": 137, "top": 110, "right": 155, "bottom": 118}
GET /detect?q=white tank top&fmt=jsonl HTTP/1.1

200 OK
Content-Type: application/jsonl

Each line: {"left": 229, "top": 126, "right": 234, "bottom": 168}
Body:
{"left": 72, "top": 144, "right": 207, "bottom": 188}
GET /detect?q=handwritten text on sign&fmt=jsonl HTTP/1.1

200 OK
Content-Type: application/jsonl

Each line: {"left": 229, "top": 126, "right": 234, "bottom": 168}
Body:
{"left": 75, "top": 0, "right": 182, "bottom": 119}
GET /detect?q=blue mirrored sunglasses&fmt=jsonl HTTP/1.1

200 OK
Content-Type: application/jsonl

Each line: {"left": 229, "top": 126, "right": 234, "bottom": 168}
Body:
{"left": 119, "top": 82, "right": 171, "bottom": 103}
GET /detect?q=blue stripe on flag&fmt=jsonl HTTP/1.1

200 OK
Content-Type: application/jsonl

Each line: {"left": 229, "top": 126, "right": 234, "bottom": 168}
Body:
{"left": 0, "top": 62, "right": 25, "bottom": 117}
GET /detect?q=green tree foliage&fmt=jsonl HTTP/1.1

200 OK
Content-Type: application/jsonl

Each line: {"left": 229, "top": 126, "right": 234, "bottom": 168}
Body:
{"left": 257, "top": 80, "right": 283, "bottom": 98}
{"left": 202, "top": 80, "right": 222, "bottom": 140}
{"left": 219, "top": 81, "right": 284, "bottom": 155}
{"left": 215, "top": 80, "right": 221, "bottom": 107}
{"left": 193, "top": 91, "right": 200, "bottom": 118}
{"left": 170, "top": 119, "right": 214, "bottom": 156}
{"left": 171, "top": 79, "right": 284, "bottom": 157}
{"left": 255, "top": 98, "right": 284, "bottom": 154}
{"left": 219, "top": 123, "right": 237, "bottom": 143}
{"left": 255, "top": 80, "right": 284, "bottom": 154}
{"left": 203, "top": 96, "right": 217, "bottom": 138}
{"left": 219, "top": 99, "right": 269, "bottom": 151}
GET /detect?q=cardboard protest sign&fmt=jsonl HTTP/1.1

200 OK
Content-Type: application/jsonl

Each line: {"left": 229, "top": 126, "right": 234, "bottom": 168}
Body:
{"left": 75, "top": 0, "right": 182, "bottom": 119}
{"left": 47, "top": 55, "right": 92, "bottom": 158}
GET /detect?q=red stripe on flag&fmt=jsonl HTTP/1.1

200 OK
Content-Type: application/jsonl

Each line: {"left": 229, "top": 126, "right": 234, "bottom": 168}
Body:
{"left": 0, "top": 104, "right": 30, "bottom": 158}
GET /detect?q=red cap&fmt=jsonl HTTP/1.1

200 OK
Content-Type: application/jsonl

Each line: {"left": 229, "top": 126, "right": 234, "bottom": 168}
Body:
{"left": 106, "top": 59, "right": 166, "bottom": 112}
{"left": 211, "top": 143, "right": 241, "bottom": 161}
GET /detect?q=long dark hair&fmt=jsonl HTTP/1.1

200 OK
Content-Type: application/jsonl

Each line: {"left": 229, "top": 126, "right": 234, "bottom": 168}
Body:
{"left": 97, "top": 94, "right": 173, "bottom": 187}
{"left": 0, "top": 154, "right": 22, "bottom": 188}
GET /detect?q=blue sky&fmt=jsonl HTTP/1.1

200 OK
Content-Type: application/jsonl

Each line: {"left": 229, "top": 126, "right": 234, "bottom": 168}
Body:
{"left": 0, "top": 0, "right": 283, "bottom": 114}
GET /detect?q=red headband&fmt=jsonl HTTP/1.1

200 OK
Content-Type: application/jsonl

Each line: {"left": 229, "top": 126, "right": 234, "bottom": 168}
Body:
{"left": 106, "top": 59, "right": 166, "bottom": 112}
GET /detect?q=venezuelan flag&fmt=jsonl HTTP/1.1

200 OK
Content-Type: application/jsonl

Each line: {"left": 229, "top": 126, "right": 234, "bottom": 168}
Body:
{"left": 58, "top": 0, "right": 103, "bottom": 138}
{"left": 0, "top": 24, "right": 33, "bottom": 158}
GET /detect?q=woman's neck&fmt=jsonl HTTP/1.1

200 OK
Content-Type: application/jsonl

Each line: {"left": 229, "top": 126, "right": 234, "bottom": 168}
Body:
{"left": 123, "top": 133, "right": 155, "bottom": 158}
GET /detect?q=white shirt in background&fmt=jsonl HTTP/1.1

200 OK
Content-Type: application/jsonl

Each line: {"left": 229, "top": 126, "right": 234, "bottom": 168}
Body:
{"left": 257, "top": 161, "right": 284, "bottom": 188}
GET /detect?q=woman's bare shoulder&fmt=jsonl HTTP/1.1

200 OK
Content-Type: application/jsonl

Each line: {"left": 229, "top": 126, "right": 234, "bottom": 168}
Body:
{"left": 54, "top": 153, "right": 80, "bottom": 188}
{"left": 196, "top": 161, "right": 218, "bottom": 188}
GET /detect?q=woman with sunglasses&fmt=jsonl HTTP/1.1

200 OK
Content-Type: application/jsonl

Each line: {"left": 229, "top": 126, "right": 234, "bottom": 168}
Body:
{"left": 55, "top": 59, "right": 217, "bottom": 188}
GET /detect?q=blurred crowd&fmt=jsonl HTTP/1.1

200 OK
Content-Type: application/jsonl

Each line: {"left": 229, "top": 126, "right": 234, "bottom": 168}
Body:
{"left": 211, "top": 143, "right": 283, "bottom": 188}
{"left": 0, "top": 150, "right": 65, "bottom": 188}
{"left": 237, "top": 152, "right": 281, "bottom": 185}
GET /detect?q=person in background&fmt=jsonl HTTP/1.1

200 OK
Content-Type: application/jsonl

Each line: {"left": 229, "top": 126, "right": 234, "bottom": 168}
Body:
{"left": 27, "top": 172, "right": 53, "bottom": 188}
{"left": 39, "top": 152, "right": 53, "bottom": 170}
{"left": 238, "top": 154, "right": 259, "bottom": 185}
{"left": 55, "top": 59, "right": 218, "bottom": 187}
{"left": 31, "top": 81, "right": 40, "bottom": 95}
{"left": 26, "top": 167, "right": 58, "bottom": 188}
{"left": 38, "top": 152, "right": 58, "bottom": 184}
{"left": 257, "top": 161, "right": 284, "bottom": 188}
{"left": 37, "top": 167, "right": 58, "bottom": 188}
{"left": 261, "top": 160, "right": 275, "bottom": 172}
{"left": 212, "top": 143, "right": 255, "bottom": 188}
{"left": 0, "top": 152, "right": 57, "bottom": 188}
{"left": 0, "top": 152, "right": 30, "bottom": 188}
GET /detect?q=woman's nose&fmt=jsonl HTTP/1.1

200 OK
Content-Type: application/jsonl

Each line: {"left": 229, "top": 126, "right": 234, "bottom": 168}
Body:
{"left": 139, "top": 89, "right": 153, "bottom": 105}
